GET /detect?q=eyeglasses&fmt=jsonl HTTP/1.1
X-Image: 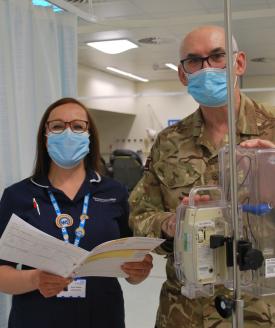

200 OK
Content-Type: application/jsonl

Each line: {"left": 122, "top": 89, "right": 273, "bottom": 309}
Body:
{"left": 46, "top": 120, "right": 89, "bottom": 134}
{"left": 180, "top": 52, "right": 227, "bottom": 74}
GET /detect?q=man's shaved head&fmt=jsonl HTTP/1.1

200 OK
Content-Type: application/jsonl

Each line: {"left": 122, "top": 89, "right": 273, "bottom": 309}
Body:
{"left": 179, "top": 25, "right": 238, "bottom": 60}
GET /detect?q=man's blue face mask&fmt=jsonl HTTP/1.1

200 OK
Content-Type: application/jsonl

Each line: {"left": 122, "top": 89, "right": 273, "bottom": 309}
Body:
{"left": 186, "top": 64, "right": 237, "bottom": 108}
{"left": 47, "top": 129, "right": 90, "bottom": 169}
{"left": 187, "top": 68, "right": 228, "bottom": 107}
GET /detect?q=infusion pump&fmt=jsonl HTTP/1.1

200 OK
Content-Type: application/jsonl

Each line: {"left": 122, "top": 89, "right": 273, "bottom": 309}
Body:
{"left": 174, "top": 146, "right": 275, "bottom": 304}
{"left": 174, "top": 187, "right": 233, "bottom": 299}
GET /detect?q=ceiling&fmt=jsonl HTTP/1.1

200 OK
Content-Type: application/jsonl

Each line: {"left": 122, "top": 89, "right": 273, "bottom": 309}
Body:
{"left": 72, "top": 0, "right": 275, "bottom": 81}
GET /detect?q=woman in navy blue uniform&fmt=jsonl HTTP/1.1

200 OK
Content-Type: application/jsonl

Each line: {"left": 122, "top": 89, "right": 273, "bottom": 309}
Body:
{"left": 0, "top": 98, "right": 153, "bottom": 328}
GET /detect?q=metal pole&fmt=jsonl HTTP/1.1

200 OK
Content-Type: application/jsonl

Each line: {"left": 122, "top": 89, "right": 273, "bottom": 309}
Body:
{"left": 224, "top": 0, "right": 244, "bottom": 327}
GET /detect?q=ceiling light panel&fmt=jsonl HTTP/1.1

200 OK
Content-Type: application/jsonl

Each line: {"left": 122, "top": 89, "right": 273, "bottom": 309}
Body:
{"left": 87, "top": 39, "right": 138, "bottom": 54}
{"left": 165, "top": 63, "right": 178, "bottom": 71}
{"left": 106, "top": 67, "right": 149, "bottom": 82}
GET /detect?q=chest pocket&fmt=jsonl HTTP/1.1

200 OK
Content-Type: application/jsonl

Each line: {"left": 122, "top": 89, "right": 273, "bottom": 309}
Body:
{"left": 152, "top": 156, "right": 207, "bottom": 211}
{"left": 92, "top": 196, "right": 122, "bottom": 222}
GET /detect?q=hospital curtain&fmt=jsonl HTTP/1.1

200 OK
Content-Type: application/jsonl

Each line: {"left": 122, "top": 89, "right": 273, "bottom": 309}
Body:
{"left": 0, "top": 1, "right": 77, "bottom": 327}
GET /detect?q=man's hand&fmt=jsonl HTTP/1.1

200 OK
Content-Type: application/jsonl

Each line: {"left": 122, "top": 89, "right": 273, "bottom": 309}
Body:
{"left": 32, "top": 270, "right": 72, "bottom": 298}
{"left": 161, "top": 195, "right": 211, "bottom": 238}
{"left": 122, "top": 254, "right": 153, "bottom": 285}
{"left": 240, "top": 139, "right": 275, "bottom": 149}
{"left": 161, "top": 214, "right": 176, "bottom": 238}
{"left": 182, "top": 194, "right": 210, "bottom": 205}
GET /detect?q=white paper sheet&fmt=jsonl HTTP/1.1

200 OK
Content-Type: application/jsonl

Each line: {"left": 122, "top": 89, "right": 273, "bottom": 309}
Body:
{"left": 0, "top": 214, "right": 164, "bottom": 278}
{"left": 0, "top": 214, "right": 88, "bottom": 277}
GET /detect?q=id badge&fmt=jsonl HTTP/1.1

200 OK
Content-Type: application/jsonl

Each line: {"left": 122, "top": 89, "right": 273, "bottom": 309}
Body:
{"left": 57, "top": 279, "right": 86, "bottom": 298}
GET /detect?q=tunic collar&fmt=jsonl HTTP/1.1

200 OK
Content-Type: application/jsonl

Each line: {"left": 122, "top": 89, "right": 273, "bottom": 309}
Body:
{"left": 30, "top": 170, "right": 101, "bottom": 189}
{"left": 30, "top": 171, "right": 102, "bottom": 202}
{"left": 191, "top": 93, "right": 260, "bottom": 156}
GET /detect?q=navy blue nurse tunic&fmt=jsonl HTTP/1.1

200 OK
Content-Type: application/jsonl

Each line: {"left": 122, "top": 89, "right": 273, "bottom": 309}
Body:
{"left": 0, "top": 171, "right": 132, "bottom": 328}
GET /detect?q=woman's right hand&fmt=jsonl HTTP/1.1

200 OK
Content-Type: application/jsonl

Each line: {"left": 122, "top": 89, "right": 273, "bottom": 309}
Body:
{"left": 33, "top": 270, "right": 72, "bottom": 298}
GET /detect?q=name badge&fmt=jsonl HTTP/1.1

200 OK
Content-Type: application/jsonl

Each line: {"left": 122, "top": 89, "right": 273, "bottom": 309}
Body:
{"left": 57, "top": 279, "right": 86, "bottom": 298}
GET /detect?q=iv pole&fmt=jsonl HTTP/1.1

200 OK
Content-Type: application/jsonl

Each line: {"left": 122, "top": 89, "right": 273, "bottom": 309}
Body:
{"left": 224, "top": 0, "right": 244, "bottom": 327}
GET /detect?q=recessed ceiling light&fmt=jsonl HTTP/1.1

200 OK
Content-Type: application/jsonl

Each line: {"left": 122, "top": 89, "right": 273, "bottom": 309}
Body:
{"left": 86, "top": 39, "right": 138, "bottom": 54}
{"left": 250, "top": 57, "right": 275, "bottom": 63}
{"left": 106, "top": 67, "right": 149, "bottom": 82}
{"left": 138, "top": 37, "right": 173, "bottom": 45}
{"left": 165, "top": 63, "right": 178, "bottom": 71}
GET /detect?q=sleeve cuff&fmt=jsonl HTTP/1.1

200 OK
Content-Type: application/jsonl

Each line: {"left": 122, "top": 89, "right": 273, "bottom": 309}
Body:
{"left": 152, "top": 212, "right": 174, "bottom": 254}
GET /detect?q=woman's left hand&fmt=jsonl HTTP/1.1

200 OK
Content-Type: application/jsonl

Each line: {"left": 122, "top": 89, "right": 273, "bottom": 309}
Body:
{"left": 121, "top": 254, "right": 153, "bottom": 285}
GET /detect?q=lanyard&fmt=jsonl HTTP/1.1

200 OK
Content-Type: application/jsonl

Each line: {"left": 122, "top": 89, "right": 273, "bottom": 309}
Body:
{"left": 48, "top": 191, "right": 90, "bottom": 247}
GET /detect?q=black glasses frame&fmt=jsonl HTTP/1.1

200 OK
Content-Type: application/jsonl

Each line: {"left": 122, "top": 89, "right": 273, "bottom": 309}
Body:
{"left": 180, "top": 52, "right": 227, "bottom": 74}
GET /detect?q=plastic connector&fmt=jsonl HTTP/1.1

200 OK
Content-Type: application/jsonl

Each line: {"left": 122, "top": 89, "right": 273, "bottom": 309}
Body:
{"left": 242, "top": 203, "right": 272, "bottom": 216}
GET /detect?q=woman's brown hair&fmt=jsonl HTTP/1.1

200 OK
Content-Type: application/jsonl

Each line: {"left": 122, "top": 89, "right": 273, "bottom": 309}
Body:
{"left": 32, "top": 97, "right": 101, "bottom": 178}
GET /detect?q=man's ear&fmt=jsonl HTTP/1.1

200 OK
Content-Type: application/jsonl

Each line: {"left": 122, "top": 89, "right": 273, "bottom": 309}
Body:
{"left": 178, "top": 64, "right": 188, "bottom": 86}
{"left": 235, "top": 51, "right": 246, "bottom": 77}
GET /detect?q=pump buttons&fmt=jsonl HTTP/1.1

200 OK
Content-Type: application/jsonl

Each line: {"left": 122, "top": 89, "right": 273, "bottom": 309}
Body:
{"left": 197, "top": 230, "right": 204, "bottom": 243}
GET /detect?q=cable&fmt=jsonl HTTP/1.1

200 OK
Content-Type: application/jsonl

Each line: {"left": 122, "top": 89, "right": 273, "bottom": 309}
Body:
{"left": 226, "top": 154, "right": 252, "bottom": 201}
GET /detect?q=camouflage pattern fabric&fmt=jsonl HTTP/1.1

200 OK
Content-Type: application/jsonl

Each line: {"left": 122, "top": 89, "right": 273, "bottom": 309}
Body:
{"left": 129, "top": 93, "right": 275, "bottom": 327}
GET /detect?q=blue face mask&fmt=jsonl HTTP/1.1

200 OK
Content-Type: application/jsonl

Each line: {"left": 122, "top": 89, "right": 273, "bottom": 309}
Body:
{"left": 187, "top": 68, "right": 228, "bottom": 107}
{"left": 47, "top": 129, "right": 90, "bottom": 169}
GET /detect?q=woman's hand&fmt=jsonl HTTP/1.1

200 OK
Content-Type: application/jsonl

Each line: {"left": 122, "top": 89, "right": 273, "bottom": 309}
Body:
{"left": 240, "top": 139, "right": 275, "bottom": 149}
{"left": 121, "top": 254, "right": 153, "bottom": 285}
{"left": 32, "top": 270, "right": 72, "bottom": 298}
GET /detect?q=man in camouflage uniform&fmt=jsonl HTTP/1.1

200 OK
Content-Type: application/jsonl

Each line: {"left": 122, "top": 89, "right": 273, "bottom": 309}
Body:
{"left": 129, "top": 25, "right": 275, "bottom": 327}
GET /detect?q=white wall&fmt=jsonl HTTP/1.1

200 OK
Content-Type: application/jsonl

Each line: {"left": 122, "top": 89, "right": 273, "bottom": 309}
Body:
{"left": 242, "top": 75, "right": 275, "bottom": 105}
{"left": 100, "top": 80, "right": 198, "bottom": 161}
{"left": 78, "top": 65, "right": 137, "bottom": 161}
{"left": 78, "top": 64, "right": 137, "bottom": 115}
{"left": 78, "top": 66, "right": 198, "bottom": 161}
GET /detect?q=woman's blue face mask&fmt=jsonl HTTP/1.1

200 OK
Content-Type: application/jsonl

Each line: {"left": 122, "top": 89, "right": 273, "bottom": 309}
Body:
{"left": 47, "top": 129, "right": 90, "bottom": 169}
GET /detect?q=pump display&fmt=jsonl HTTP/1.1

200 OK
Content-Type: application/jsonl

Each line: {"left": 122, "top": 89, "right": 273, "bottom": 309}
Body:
{"left": 174, "top": 146, "right": 275, "bottom": 316}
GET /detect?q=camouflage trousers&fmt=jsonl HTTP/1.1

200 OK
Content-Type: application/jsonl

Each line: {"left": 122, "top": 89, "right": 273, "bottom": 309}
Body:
{"left": 155, "top": 283, "right": 275, "bottom": 328}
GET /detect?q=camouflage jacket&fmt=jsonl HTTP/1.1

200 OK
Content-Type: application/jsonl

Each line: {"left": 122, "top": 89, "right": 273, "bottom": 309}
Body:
{"left": 129, "top": 93, "right": 275, "bottom": 328}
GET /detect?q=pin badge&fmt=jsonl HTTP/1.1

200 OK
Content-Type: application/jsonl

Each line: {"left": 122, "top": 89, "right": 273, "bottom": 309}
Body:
{"left": 56, "top": 214, "right": 74, "bottom": 228}
{"left": 80, "top": 214, "right": 89, "bottom": 221}
{"left": 75, "top": 227, "right": 85, "bottom": 238}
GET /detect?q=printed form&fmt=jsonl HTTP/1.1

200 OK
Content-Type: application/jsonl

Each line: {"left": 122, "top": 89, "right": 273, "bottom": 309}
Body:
{"left": 0, "top": 214, "right": 164, "bottom": 278}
